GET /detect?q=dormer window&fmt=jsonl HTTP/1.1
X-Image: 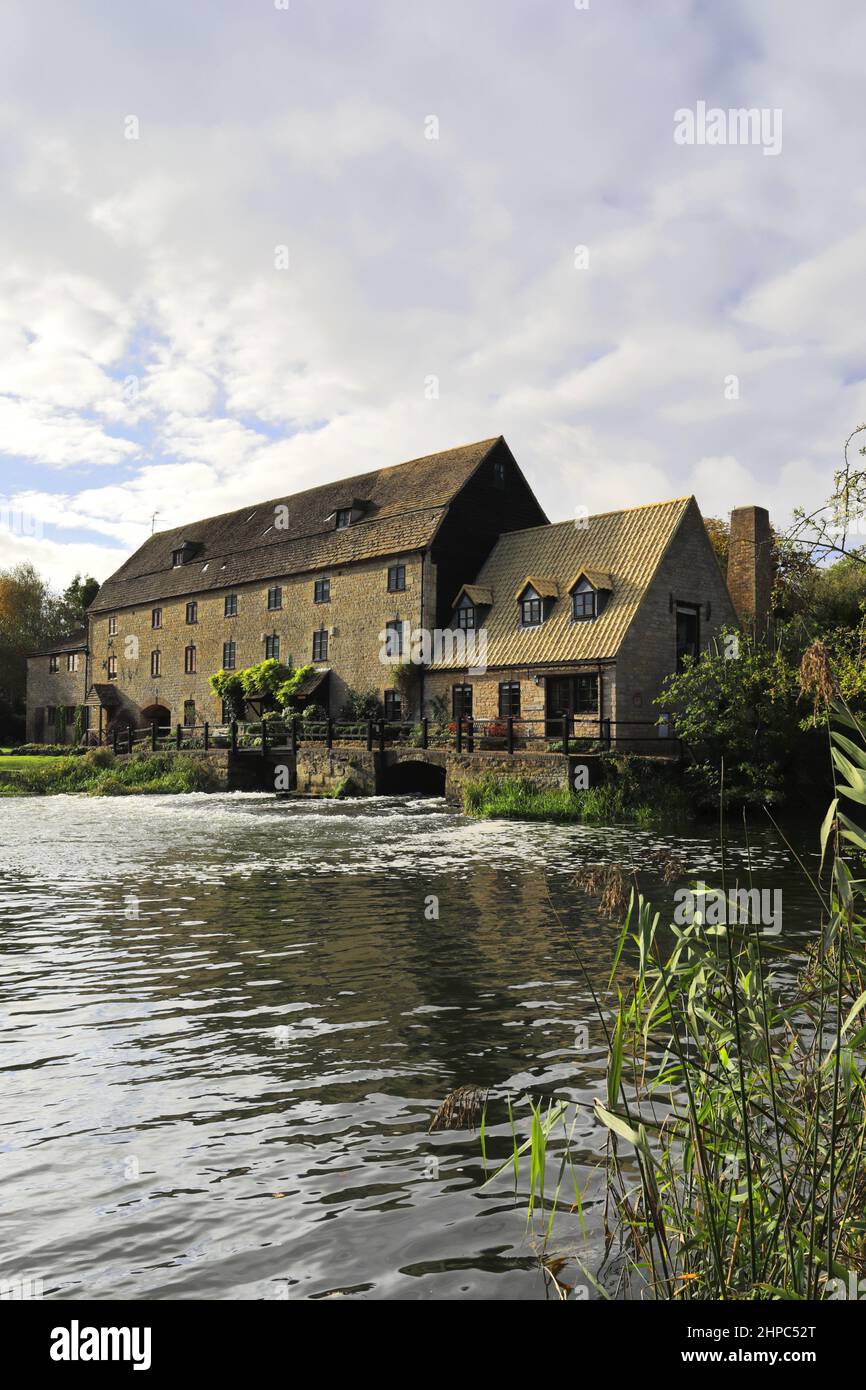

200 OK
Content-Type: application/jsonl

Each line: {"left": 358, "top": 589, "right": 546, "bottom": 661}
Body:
{"left": 568, "top": 570, "right": 612, "bottom": 624}
{"left": 171, "top": 539, "right": 199, "bottom": 568}
{"left": 520, "top": 586, "right": 543, "bottom": 627}
{"left": 451, "top": 584, "right": 492, "bottom": 629}
{"left": 572, "top": 581, "right": 597, "bottom": 621}
{"left": 327, "top": 497, "right": 368, "bottom": 529}
{"left": 456, "top": 597, "right": 476, "bottom": 630}
{"left": 515, "top": 577, "right": 558, "bottom": 627}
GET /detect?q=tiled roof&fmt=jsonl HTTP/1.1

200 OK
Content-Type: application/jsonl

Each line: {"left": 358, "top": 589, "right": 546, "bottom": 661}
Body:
{"left": 89, "top": 683, "right": 120, "bottom": 706}
{"left": 430, "top": 496, "right": 694, "bottom": 669}
{"left": 28, "top": 627, "right": 87, "bottom": 657}
{"left": 90, "top": 438, "right": 503, "bottom": 613}
{"left": 453, "top": 584, "right": 494, "bottom": 608}
{"left": 515, "top": 575, "right": 561, "bottom": 599}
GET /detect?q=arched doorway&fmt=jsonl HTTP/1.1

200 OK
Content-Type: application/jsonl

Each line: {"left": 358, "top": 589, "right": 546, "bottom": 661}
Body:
{"left": 380, "top": 759, "right": 446, "bottom": 795}
{"left": 141, "top": 704, "right": 171, "bottom": 733}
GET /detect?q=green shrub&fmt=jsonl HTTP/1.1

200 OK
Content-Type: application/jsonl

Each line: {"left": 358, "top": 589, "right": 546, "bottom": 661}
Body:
{"left": 461, "top": 772, "right": 686, "bottom": 826}
{"left": 82, "top": 746, "right": 115, "bottom": 770}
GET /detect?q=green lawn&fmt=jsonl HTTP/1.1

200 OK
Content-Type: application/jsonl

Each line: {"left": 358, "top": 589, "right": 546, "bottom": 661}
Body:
{"left": 0, "top": 754, "right": 69, "bottom": 769}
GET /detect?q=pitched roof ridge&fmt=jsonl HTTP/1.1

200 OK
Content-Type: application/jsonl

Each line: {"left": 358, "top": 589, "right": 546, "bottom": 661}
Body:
{"left": 148, "top": 437, "right": 502, "bottom": 540}
{"left": 497, "top": 495, "right": 694, "bottom": 541}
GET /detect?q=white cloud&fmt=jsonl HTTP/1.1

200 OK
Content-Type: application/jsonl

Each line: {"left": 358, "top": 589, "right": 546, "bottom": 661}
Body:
{"left": 0, "top": 0, "right": 863, "bottom": 580}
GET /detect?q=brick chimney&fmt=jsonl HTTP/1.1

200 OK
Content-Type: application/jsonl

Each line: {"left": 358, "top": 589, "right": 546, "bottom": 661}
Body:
{"left": 727, "top": 505, "right": 772, "bottom": 637}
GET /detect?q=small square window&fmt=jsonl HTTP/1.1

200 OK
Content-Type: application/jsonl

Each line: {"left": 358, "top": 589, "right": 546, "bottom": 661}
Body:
{"left": 335, "top": 509, "right": 352, "bottom": 529}
{"left": 224, "top": 593, "right": 238, "bottom": 617}
{"left": 172, "top": 549, "right": 186, "bottom": 568}
{"left": 456, "top": 604, "right": 475, "bottom": 630}
{"left": 314, "top": 578, "right": 330, "bottom": 603}
{"left": 312, "top": 629, "right": 328, "bottom": 661}
{"left": 387, "top": 564, "right": 406, "bottom": 592}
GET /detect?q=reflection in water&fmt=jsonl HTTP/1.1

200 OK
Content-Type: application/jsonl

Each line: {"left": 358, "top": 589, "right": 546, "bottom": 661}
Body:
{"left": 0, "top": 793, "right": 817, "bottom": 1300}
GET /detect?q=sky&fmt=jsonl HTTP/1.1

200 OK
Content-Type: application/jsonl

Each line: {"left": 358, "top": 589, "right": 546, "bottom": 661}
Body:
{"left": 0, "top": 0, "right": 863, "bottom": 589}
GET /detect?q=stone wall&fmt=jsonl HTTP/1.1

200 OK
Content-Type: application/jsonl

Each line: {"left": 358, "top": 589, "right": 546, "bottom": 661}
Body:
{"left": 86, "top": 551, "right": 426, "bottom": 734}
{"left": 615, "top": 500, "right": 738, "bottom": 724}
{"left": 422, "top": 668, "right": 614, "bottom": 735}
{"left": 25, "top": 653, "right": 88, "bottom": 742}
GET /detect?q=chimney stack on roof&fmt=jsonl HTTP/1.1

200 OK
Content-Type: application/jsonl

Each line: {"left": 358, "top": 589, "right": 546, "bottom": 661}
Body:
{"left": 727, "top": 505, "right": 772, "bottom": 638}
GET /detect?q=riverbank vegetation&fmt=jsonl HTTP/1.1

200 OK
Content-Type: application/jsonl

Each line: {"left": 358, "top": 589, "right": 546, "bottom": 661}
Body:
{"left": 462, "top": 755, "right": 690, "bottom": 827}
{"left": 0, "top": 748, "right": 221, "bottom": 796}
{"left": 482, "top": 700, "right": 866, "bottom": 1300}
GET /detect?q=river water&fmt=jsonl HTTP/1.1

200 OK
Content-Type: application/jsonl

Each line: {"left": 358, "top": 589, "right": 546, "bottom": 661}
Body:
{"left": 0, "top": 792, "right": 820, "bottom": 1300}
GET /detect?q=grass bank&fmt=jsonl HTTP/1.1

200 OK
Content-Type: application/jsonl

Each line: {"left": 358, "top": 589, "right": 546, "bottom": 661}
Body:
{"left": 0, "top": 748, "right": 223, "bottom": 797}
{"left": 0, "top": 754, "right": 69, "bottom": 769}
{"left": 461, "top": 767, "right": 689, "bottom": 828}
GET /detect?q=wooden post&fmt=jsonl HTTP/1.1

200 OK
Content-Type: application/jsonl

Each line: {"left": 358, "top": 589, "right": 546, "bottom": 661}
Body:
{"left": 507, "top": 716, "right": 514, "bottom": 754}
{"left": 562, "top": 713, "right": 570, "bottom": 757}
{"left": 230, "top": 720, "right": 238, "bottom": 753}
{"left": 456, "top": 716, "right": 463, "bottom": 753}
{"left": 378, "top": 718, "right": 385, "bottom": 753}
{"left": 291, "top": 717, "right": 298, "bottom": 754}
{"left": 261, "top": 720, "right": 268, "bottom": 758}
{"left": 112, "top": 725, "right": 118, "bottom": 754}
{"left": 151, "top": 720, "right": 157, "bottom": 751}
{"left": 603, "top": 717, "right": 611, "bottom": 750}
{"left": 366, "top": 718, "right": 373, "bottom": 752}
{"left": 421, "top": 717, "right": 428, "bottom": 749}
{"left": 466, "top": 717, "right": 474, "bottom": 753}
{"left": 326, "top": 717, "right": 333, "bottom": 750}
{"left": 204, "top": 721, "right": 209, "bottom": 751}
{"left": 176, "top": 723, "right": 182, "bottom": 749}
{"left": 127, "top": 724, "right": 133, "bottom": 755}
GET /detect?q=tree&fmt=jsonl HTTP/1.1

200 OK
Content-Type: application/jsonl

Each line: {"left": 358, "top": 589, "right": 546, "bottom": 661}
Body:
{"left": 0, "top": 563, "right": 56, "bottom": 737}
{"left": 656, "top": 632, "right": 802, "bottom": 806}
{"left": 703, "top": 516, "right": 815, "bottom": 621}
{"left": 787, "top": 424, "right": 866, "bottom": 566}
{"left": 53, "top": 574, "right": 100, "bottom": 632}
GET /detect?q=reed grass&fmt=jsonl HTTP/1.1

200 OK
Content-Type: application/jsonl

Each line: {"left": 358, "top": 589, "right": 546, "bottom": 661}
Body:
{"left": 481, "top": 699, "right": 866, "bottom": 1300}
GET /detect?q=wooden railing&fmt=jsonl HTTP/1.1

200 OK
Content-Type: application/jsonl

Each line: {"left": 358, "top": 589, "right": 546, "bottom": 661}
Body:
{"left": 108, "top": 715, "right": 680, "bottom": 759}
